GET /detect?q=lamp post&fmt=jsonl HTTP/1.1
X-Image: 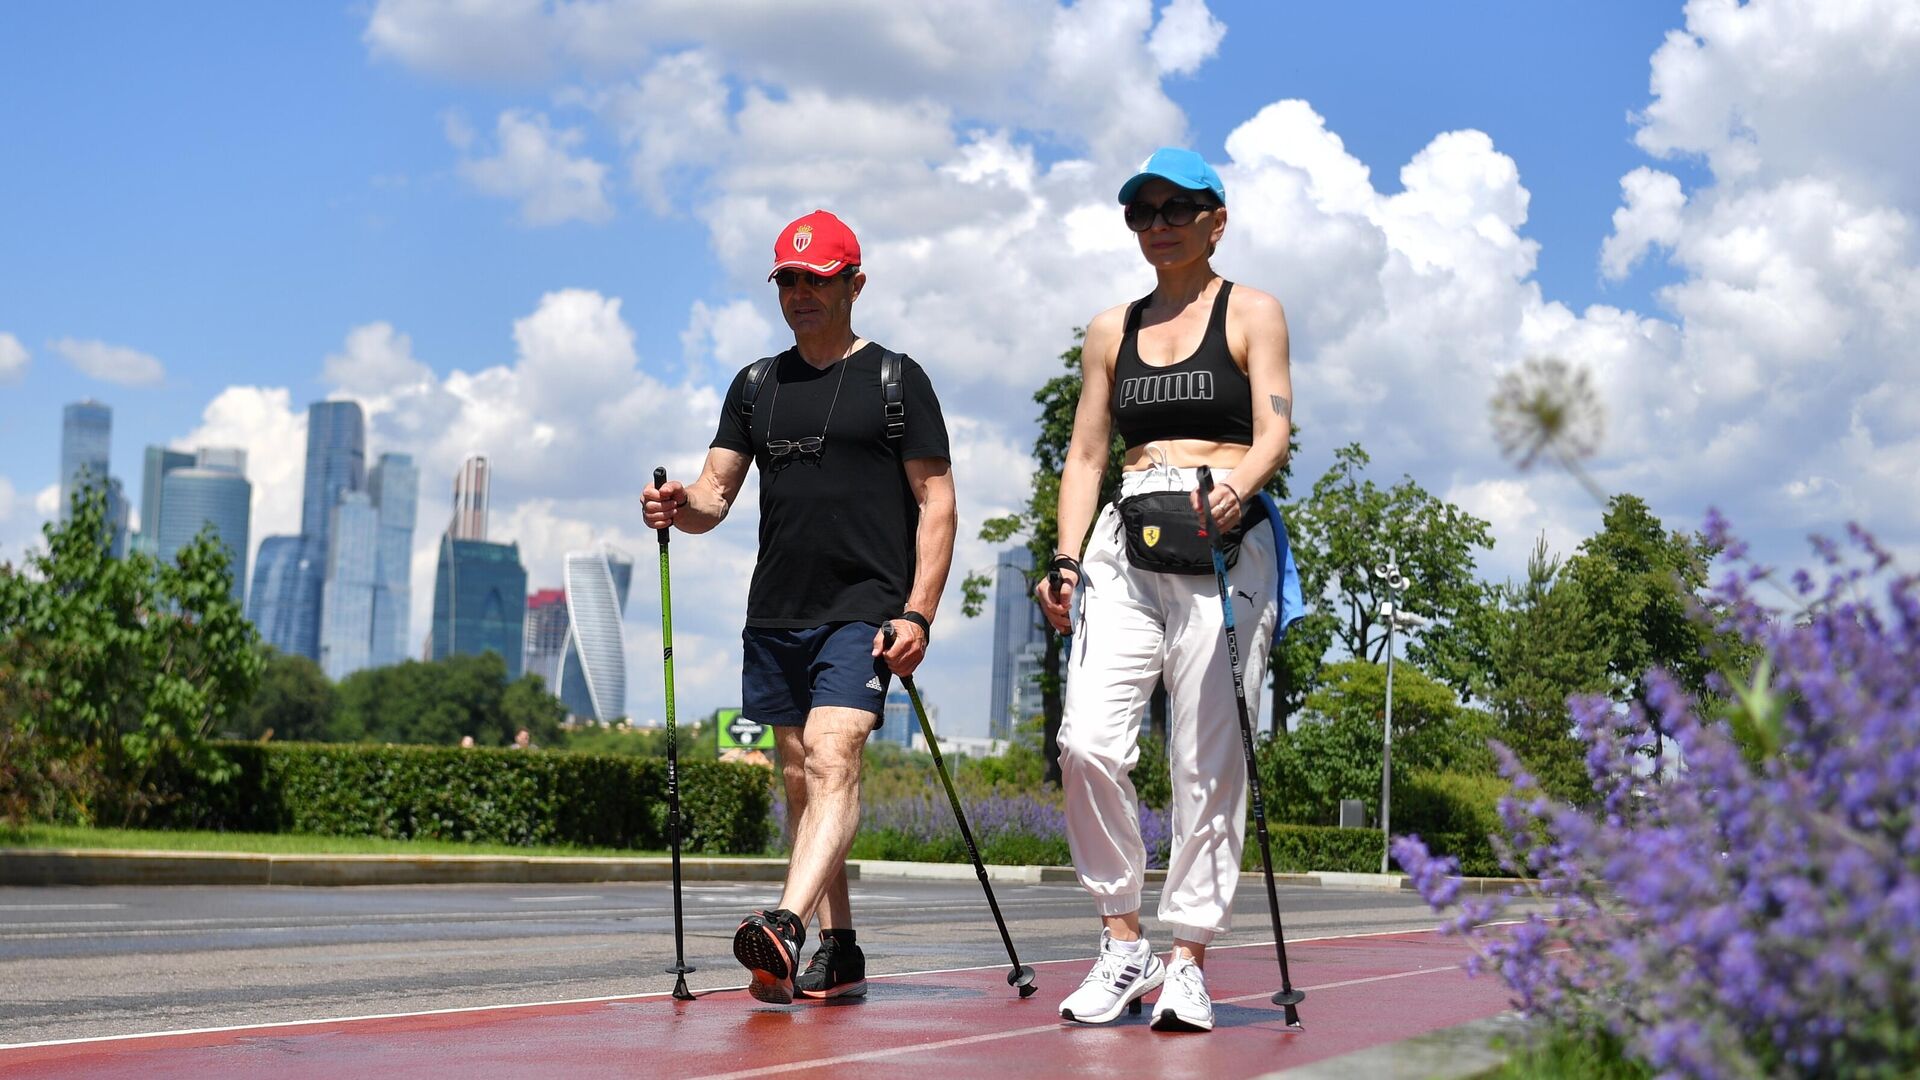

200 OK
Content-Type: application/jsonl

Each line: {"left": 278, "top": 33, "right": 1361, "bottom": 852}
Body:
{"left": 1372, "top": 558, "right": 1412, "bottom": 875}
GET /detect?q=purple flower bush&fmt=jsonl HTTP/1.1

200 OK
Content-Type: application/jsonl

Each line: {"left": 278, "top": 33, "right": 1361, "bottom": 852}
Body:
{"left": 1396, "top": 519, "right": 1919, "bottom": 1078}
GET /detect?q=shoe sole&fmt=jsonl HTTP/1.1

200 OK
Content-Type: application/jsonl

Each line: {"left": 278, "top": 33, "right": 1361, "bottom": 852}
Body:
{"left": 1058, "top": 966, "right": 1165, "bottom": 1025}
{"left": 795, "top": 979, "right": 868, "bottom": 1000}
{"left": 734, "top": 922, "right": 795, "bottom": 1005}
{"left": 1149, "top": 1007, "right": 1214, "bottom": 1033}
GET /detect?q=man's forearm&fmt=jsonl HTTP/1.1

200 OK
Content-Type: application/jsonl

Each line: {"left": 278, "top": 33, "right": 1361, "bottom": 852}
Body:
{"left": 674, "top": 470, "right": 735, "bottom": 534}
{"left": 905, "top": 487, "right": 956, "bottom": 623}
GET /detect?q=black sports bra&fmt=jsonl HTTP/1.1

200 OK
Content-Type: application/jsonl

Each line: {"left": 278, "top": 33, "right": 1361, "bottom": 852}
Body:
{"left": 1110, "top": 281, "right": 1253, "bottom": 450}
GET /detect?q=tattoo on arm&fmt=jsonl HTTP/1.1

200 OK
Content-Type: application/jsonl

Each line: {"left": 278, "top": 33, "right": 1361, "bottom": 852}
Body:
{"left": 1270, "top": 394, "right": 1291, "bottom": 418}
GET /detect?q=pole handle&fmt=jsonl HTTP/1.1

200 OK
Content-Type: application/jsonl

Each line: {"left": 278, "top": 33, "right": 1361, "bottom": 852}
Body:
{"left": 1195, "top": 465, "right": 1222, "bottom": 545}
{"left": 653, "top": 466, "right": 671, "bottom": 546}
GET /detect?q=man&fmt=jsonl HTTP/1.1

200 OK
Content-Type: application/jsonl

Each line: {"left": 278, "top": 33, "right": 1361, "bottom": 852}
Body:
{"left": 641, "top": 209, "right": 955, "bottom": 1004}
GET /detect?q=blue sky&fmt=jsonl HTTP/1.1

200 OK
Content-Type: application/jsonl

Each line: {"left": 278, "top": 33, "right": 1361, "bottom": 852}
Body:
{"left": 4, "top": 0, "right": 1685, "bottom": 476}
{"left": 3, "top": 1, "right": 1914, "bottom": 735}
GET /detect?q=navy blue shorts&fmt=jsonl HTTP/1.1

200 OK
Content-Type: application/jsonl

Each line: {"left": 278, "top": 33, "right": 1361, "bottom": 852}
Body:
{"left": 742, "top": 622, "right": 891, "bottom": 727}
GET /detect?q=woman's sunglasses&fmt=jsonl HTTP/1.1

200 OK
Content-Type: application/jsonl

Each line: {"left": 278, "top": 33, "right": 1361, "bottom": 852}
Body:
{"left": 1123, "top": 197, "right": 1218, "bottom": 233}
{"left": 773, "top": 268, "right": 856, "bottom": 289}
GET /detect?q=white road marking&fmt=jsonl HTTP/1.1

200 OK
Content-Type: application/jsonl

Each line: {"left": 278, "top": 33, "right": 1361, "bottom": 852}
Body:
{"left": 508, "top": 896, "right": 601, "bottom": 903}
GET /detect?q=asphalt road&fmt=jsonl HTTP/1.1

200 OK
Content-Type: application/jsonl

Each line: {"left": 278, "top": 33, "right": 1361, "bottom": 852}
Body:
{"left": 0, "top": 878, "right": 1454, "bottom": 1046}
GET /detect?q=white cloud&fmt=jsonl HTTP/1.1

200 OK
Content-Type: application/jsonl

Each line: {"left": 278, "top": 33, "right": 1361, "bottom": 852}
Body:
{"left": 322, "top": 322, "right": 435, "bottom": 398}
{"left": 52, "top": 337, "right": 165, "bottom": 386}
{"left": 365, "top": 0, "right": 556, "bottom": 79}
{"left": 1601, "top": 167, "right": 1686, "bottom": 280}
{"left": 34, "top": 484, "right": 59, "bottom": 518}
{"left": 454, "top": 109, "right": 613, "bottom": 226}
{"left": 0, "top": 332, "right": 27, "bottom": 383}
{"left": 1148, "top": 0, "right": 1227, "bottom": 77}
{"left": 353, "top": 0, "right": 1920, "bottom": 733}
{"left": 178, "top": 387, "right": 309, "bottom": 562}
{"left": 1634, "top": 0, "right": 1920, "bottom": 203}
{"left": 681, "top": 298, "right": 775, "bottom": 379}
{"left": 0, "top": 476, "right": 14, "bottom": 522}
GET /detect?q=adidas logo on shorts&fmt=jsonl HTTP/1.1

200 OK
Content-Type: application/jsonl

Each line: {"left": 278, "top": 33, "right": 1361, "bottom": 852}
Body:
{"left": 865, "top": 676, "right": 883, "bottom": 691}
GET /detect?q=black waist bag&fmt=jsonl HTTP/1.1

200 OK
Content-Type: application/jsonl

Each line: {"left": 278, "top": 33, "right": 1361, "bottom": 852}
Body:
{"left": 1116, "top": 490, "right": 1246, "bottom": 575}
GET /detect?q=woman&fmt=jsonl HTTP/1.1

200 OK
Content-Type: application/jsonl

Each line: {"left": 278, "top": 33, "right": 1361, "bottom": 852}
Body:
{"left": 1039, "top": 148, "right": 1302, "bottom": 1033}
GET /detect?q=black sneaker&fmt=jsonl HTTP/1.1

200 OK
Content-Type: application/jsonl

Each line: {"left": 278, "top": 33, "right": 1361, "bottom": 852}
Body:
{"left": 734, "top": 908, "right": 805, "bottom": 1004}
{"left": 795, "top": 936, "right": 868, "bottom": 1000}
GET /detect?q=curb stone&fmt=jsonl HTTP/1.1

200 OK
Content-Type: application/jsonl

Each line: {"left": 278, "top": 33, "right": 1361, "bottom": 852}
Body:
{"left": 0, "top": 848, "right": 1529, "bottom": 892}
{"left": 1262, "top": 1012, "right": 1523, "bottom": 1079}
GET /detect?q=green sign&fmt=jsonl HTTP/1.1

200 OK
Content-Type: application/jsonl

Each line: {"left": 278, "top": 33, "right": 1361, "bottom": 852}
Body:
{"left": 715, "top": 707, "right": 774, "bottom": 751}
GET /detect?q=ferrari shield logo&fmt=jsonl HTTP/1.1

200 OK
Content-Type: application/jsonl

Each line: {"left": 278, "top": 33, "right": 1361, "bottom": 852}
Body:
{"left": 792, "top": 225, "right": 813, "bottom": 253}
{"left": 1142, "top": 526, "right": 1161, "bottom": 547}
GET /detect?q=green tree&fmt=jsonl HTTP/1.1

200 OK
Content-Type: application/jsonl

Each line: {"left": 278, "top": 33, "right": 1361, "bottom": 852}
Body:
{"left": 503, "top": 674, "right": 568, "bottom": 745}
{"left": 1282, "top": 444, "right": 1496, "bottom": 703}
{"left": 0, "top": 488, "right": 262, "bottom": 824}
{"left": 332, "top": 653, "right": 567, "bottom": 748}
{"left": 1484, "top": 536, "right": 1610, "bottom": 801}
{"left": 228, "top": 648, "right": 335, "bottom": 742}
{"left": 1563, "top": 494, "right": 1727, "bottom": 766}
{"left": 1302, "top": 659, "right": 1497, "bottom": 776}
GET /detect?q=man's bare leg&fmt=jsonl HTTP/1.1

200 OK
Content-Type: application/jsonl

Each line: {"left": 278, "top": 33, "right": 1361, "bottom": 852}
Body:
{"left": 778, "top": 706, "right": 874, "bottom": 922}
{"left": 775, "top": 725, "right": 854, "bottom": 930}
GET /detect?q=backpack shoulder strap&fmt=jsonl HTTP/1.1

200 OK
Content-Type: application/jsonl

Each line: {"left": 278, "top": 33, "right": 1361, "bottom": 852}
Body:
{"left": 879, "top": 349, "right": 905, "bottom": 441}
{"left": 738, "top": 355, "right": 779, "bottom": 419}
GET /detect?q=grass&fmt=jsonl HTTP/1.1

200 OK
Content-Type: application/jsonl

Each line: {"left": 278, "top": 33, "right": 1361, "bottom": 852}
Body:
{"left": 1479, "top": 1026, "right": 1651, "bottom": 1079}
{"left": 0, "top": 823, "right": 695, "bottom": 860}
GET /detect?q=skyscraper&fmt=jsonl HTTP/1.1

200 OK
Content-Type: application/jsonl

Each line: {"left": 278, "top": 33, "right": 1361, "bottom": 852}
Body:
{"left": 59, "top": 400, "right": 128, "bottom": 555}
{"left": 59, "top": 401, "right": 111, "bottom": 522}
{"left": 450, "top": 454, "right": 489, "bottom": 540}
{"left": 554, "top": 546, "right": 633, "bottom": 722}
{"left": 138, "top": 446, "right": 193, "bottom": 555}
{"left": 988, "top": 546, "right": 1047, "bottom": 741}
{"left": 249, "top": 535, "right": 325, "bottom": 660}
{"left": 367, "top": 453, "right": 418, "bottom": 669}
{"left": 430, "top": 535, "right": 527, "bottom": 678}
{"left": 301, "top": 401, "right": 366, "bottom": 546}
{"left": 524, "top": 588, "right": 569, "bottom": 688}
{"left": 319, "top": 492, "right": 379, "bottom": 680}
{"left": 876, "top": 687, "right": 930, "bottom": 750}
{"left": 155, "top": 449, "right": 252, "bottom": 603}
{"left": 252, "top": 399, "right": 369, "bottom": 663}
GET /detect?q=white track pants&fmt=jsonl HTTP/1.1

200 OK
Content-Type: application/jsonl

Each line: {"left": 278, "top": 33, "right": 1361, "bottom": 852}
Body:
{"left": 1060, "top": 467, "right": 1280, "bottom": 945}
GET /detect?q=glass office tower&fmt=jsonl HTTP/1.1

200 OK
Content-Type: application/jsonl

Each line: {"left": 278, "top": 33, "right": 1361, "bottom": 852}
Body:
{"left": 429, "top": 536, "right": 527, "bottom": 679}
{"left": 155, "top": 451, "right": 252, "bottom": 604}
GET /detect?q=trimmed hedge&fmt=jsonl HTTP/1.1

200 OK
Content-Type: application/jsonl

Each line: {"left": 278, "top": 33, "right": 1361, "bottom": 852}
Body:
{"left": 1395, "top": 769, "right": 1508, "bottom": 877}
{"left": 1242, "top": 823, "right": 1384, "bottom": 873}
{"left": 151, "top": 742, "right": 772, "bottom": 855}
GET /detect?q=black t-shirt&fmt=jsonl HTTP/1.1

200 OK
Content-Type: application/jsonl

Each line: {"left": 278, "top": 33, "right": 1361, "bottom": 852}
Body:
{"left": 711, "top": 343, "right": 950, "bottom": 628}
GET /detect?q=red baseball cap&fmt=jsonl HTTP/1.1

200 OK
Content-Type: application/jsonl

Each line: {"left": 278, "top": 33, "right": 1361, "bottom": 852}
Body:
{"left": 769, "top": 209, "right": 861, "bottom": 280}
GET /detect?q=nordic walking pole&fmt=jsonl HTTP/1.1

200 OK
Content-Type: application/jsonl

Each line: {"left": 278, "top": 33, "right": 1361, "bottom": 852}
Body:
{"left": 883, "top": 623, "right": 1038, "bottom": 998}
{"left": 1196, "top": 466, "right": 1304, "bottom": 1027}
{"left": 654, "top": 466, "right": 695, "bottom": 1002}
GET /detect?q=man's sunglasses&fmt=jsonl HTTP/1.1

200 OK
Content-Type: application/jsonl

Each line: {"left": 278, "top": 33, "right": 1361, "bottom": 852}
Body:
{"left": 766, "top": 436, "right": 825, "bottom": 458}
{"left": 773, "top": 268, "right": 856, "bottom": 289}
{"left": 1123, "top": 197, "right": 1218, "bottom": 233}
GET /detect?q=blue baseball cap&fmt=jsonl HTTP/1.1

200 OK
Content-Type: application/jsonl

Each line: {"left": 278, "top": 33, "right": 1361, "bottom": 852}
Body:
{"left": 1117, "top": 147, "right": 1226, "bottom": 206}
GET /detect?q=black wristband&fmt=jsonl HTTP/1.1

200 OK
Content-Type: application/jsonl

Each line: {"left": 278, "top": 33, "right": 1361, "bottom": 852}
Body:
{"left": 898, "top": 610, "right": 931, "bottom": 644}
{"left": 1048, "top": 553, "right": 1083, "bottom": 581}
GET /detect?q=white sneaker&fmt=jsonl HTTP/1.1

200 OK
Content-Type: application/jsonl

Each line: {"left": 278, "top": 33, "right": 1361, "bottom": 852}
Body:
{"left": 1058, "top": 930, "right": 1165, "bottom": 1024}
{"left": 1150, "top": 958, "right": 1214, "bottom": 1032}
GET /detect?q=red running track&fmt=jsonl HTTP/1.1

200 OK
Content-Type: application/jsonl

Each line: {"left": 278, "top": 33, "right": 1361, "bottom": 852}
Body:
{"left": 0, "top": 929, "right": 1509, "bottom": 1079}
